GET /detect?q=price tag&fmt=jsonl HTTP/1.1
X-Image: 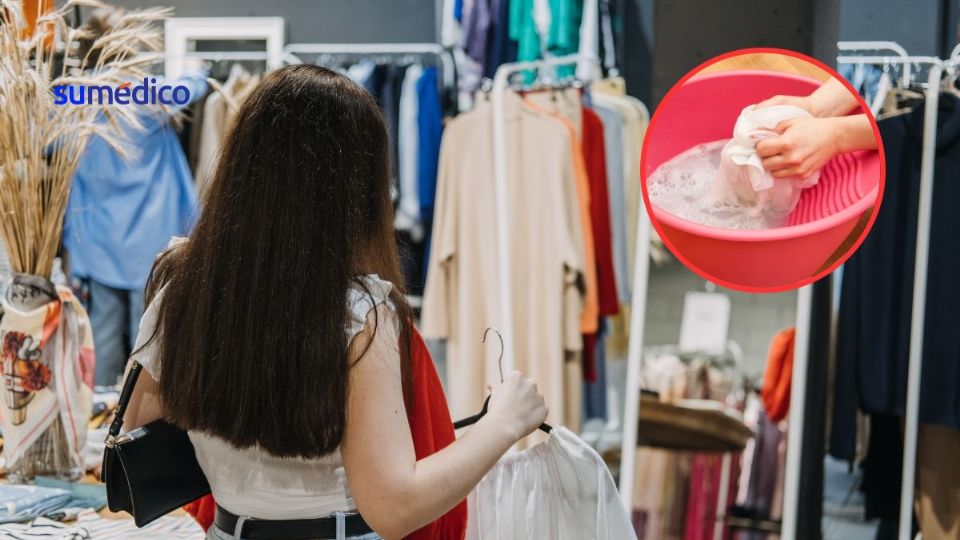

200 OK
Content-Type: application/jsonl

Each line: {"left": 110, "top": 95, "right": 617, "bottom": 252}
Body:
{"left": 678, "top": 292, "right": 730, "bottom": 354}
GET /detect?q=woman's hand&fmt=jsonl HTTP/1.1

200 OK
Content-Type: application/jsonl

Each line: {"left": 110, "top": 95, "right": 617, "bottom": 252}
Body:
{"left": 758, "top": 78, "right": 860, "bottom": 118}
{"left": 484, "top": 371, "right": 549, "bottom": 440}
{"left": 755, "top": 116, "right": 841, "bottom": 179}
{"left": 756, "top": 114, "right": 877, "bottom": 179}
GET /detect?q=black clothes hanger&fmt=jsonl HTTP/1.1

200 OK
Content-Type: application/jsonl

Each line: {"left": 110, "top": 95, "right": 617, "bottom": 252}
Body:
{"left": 452, "top": 327, "right": 552, "bottom": 434}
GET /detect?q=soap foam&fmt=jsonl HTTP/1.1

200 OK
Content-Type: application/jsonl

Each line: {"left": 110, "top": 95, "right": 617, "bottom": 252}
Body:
{"left": 647, "top": 140, "right": 788, "bottom": 230}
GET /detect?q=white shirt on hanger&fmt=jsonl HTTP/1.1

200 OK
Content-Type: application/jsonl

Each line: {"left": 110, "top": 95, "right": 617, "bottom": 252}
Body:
{"left": 396, "top": 64, "right": 424, "bottom": 240}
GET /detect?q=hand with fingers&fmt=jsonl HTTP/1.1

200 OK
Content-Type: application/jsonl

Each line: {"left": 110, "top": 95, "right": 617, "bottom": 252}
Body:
{"left": 486, "top": 371, "right": 549, "bottom": 441}
{"left": 755, "top": 117, "right": 842, "bottom": 180}
{"left": 755, "top": 113, "right": 877, "bottom": 179}
{"left": 754, "top": 77, "right": 878, "bottom": 180}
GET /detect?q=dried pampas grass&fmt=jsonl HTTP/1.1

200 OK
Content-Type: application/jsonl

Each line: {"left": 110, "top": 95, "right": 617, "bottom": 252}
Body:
{"left": 0, "top": 0, "right": 169, "bottom": 278}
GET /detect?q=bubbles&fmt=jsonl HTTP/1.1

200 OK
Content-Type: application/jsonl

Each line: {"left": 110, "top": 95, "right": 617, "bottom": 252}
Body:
{"left": 647, "top": 141, "right": 787, "bottom": 230}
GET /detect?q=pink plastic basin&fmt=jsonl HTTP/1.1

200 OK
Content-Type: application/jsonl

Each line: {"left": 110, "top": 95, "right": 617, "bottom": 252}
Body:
{"left": 643, "top": 70, "right": 882, "bottom": 290}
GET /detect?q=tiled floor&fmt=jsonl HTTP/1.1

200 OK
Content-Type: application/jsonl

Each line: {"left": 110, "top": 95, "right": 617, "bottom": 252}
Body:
{"left": 822, "top": 456, "right": 880, "bottom": 539}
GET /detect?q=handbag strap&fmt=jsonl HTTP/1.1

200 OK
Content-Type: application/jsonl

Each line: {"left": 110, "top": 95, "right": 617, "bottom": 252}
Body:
{"left": 108, "top": 361, "right": 144, "bottom": 439}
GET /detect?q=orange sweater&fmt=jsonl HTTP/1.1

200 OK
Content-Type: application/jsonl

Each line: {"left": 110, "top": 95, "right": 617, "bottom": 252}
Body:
{"left": 761, "top": 327, "right": 795, "bottom": 422}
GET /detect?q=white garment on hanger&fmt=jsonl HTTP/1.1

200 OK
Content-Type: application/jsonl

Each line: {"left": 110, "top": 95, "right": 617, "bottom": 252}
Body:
{"left": 713, "top": 104, "right": 821, "bottom": 215}
{"left": 533, "top": 0, "right": 552, "bottom": 45}
{"left": 465, "top": 427, "right": 636, "bottom": 540}
{"left": 599, "top": 0, "right": 617, "bottom": 73}
{"left": 396, "top": 64, "right": 424, "bottom": 240}
{"left": 870, "top": 70, "right": 892, "bottom": 117}
{"left": 441, "top": 0, "right": 460, "bottom": 47}
{"left": 576, "top": 0, "right": 600, "bottom": 80}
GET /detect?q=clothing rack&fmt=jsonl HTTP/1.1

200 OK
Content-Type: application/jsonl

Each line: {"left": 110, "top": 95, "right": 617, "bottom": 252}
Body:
{"left": 488, "top": 53, "right": 603, "bottom": 380}
{"left": 487, "top": 53, "right": 654, "bottom": 514}
{"left": 282, "top": 43, "right": 455, "bottom": 92}
{"left": 836, "top": 42, "right": 950, "bottom": 540}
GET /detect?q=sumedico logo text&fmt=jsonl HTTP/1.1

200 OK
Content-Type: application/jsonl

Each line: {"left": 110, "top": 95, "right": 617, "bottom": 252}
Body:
{"left": 52, "top": 78, "right": 191, "bottom": 106}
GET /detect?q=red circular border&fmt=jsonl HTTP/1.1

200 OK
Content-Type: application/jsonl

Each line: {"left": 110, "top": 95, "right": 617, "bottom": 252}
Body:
{"left": 640, "top": 47, "right": 887, "bottom": 293}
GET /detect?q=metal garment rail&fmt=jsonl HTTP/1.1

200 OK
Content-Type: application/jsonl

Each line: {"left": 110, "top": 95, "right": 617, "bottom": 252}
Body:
{"left": 836, "top": 44, "right": 948, "bottom": 540}
{"left": 837, "top": 41, "right": 911, "bottom": 85}
{"left": 186, "top": 51, "right": 273, "bottom": 62}
{"left": 282, "top": 43, "right": 455, "bottom": 91}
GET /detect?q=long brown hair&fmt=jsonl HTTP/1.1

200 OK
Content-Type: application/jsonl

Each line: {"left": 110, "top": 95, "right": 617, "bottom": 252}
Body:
{"left": 144, "top": 65, "right": 413, "bottom": 458}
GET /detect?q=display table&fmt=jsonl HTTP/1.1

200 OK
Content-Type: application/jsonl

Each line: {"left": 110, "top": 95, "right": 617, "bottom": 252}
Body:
{"left": 636, "top": 395, "right": 754, "bottom": 453}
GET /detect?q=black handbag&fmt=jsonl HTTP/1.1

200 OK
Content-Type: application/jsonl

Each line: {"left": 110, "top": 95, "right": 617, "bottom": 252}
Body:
{"left": 102, "top": 361, "right": 211, "bottom": 527}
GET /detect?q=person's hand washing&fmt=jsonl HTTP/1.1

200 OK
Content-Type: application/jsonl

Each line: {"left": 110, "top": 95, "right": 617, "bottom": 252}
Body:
{"left": 756, "top": 116, "right": 842, "bottom": 179}
{"left": 755, "top": 77, "right": 878, "bottom": 178}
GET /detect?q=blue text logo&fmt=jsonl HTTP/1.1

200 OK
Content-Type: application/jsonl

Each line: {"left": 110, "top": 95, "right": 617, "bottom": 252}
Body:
{"left": 52, "top": 78, "right": 190, "bottom": 106}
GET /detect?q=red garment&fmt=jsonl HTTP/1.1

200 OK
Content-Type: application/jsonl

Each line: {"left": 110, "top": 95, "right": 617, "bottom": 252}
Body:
{"left": 683, "top": 453, "right": 740, "bottom": 540}
{"left": 761, "top": 327, "right": 795, "bottom": 422}
{"left": 582, "top": 106, "right": 619, "bottom": 317}
{"left": 581, "top": 106, "right": 618, "bottom": 382}
{"left": 184, "top": 328, "right": 467, "bottom": 540}
{"left": 404, "top": 328, "right": 469, "bottom": 540}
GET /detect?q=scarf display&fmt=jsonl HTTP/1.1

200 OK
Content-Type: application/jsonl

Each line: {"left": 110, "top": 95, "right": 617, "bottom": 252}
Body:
{"left": 0, "top": 275, "right": 95, "bottom": 480}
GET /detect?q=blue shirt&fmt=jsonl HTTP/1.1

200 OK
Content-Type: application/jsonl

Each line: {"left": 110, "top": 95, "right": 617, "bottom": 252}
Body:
{"left": 64, "top": 72, "right": 208, "bottom": 290}
{"left": 416, "top": 66, "right": 444, "bottom": 222}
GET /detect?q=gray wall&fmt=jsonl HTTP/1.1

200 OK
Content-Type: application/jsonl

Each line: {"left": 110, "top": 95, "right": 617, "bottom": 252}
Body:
{"left": 641, "top": 259, "right": 797, "bottom": 378}
{"left": 624, "top": 0, "right": 956, "bottom": 106}
{"left": 837, "top": 0, "right": 947, "bottom": 56}
{"left": 111, "top": 0, "right": 437, "bottom": 44}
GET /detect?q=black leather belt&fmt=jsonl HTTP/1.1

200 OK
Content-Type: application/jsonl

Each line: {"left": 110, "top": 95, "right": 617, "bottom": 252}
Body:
{"left": 214, "top": 505, "right": 373, "bottom": 539}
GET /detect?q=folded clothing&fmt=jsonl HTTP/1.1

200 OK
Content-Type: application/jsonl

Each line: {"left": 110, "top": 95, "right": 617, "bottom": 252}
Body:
{"left": 34, "top": 476, "right": 107, "bottom": 520}
{"left": 712, "top": 104, "right": 821, "bottom": 216}
{"left": 0, "top": 479, "right": 108, "bottom": 524}
{"left": 0, "top": 485, "right": 71, "bottom": 524}
{"left": 0, "top": 509, "right": 204, "bottom": 539}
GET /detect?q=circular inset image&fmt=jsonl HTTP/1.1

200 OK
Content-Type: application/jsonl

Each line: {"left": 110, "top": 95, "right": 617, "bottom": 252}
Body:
{"left": 641, "top": 48, "right": 885, "bottom": 292}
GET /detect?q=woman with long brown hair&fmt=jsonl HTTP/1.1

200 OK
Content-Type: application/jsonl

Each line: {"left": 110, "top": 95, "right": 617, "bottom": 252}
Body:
{"left": 122, "top": 65, "right": 548, "bottom": 540}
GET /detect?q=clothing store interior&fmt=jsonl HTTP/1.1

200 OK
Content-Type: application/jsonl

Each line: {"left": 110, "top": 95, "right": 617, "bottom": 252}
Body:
{"left": 0, "top": 0, "right": 958, "bottom": 539}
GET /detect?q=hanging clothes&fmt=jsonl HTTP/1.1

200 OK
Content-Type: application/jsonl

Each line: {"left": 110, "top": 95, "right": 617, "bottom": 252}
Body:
{"left": 582, "top": 104, "right": 619, "bottom": 316}
{"left": 761, "top": 327, "right": 794, "bottom": 423}
{"left": 65, "top": 70, "right": 208, "bottom": 291}
{"left": 509, "top": 0, "right": 542, "bottom": 65}
{"left": 523, "top": 89, "right": 599, "bottom": 335}
{"left": 465, "top": 427, "right": 636, "bottom": 539}
{"left": 583, "top": 320, "right": 608, "bottom": 420}
{"left": 396, "top": 64, "right": 425, "bottom": 240}
{"left": 832, "top": 93, "right": 960, "bottom": 461}
{"left": 545, "top": 0, "right": 580, "bottom": 78}
{"left": 459, "top": 0, "right": 493, "bottom": 69}
{"left": 631, "top": 351, "right": 746, "bottom": 540}
{"left": 589, "top": 84, "right": 648, "bottom": 362}
{"left": 484, "top": 0, "right": 519, "bottom": 79}
{"left": 590, "top": 90, "right": 647, "bottom": 282}
{"left": 417, "top": 67, "right": 445, "bottom": 224}
{"left": 422, "top": 90, "right": 586, "bottom": 431}
{"left": 576, "top": 0, "right": 600, "bottom": 79}
{"left": 194, "top": 68, "right": 260, "bottom": 195}
{"left": 590, "top": 102, "right": 630, "bottom": 304}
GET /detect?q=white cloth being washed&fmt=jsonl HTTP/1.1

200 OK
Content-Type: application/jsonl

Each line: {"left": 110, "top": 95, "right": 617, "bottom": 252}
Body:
{"left": 713, "top": 104, "right": 821, "bottom": 216}
{"left": 466, "top": 426, "right": 636, "bottom": 540}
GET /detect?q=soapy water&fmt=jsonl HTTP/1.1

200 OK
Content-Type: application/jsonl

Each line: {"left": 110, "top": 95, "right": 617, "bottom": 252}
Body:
{"left": 647, "top": 141, "right": 789, "bottom": 230}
